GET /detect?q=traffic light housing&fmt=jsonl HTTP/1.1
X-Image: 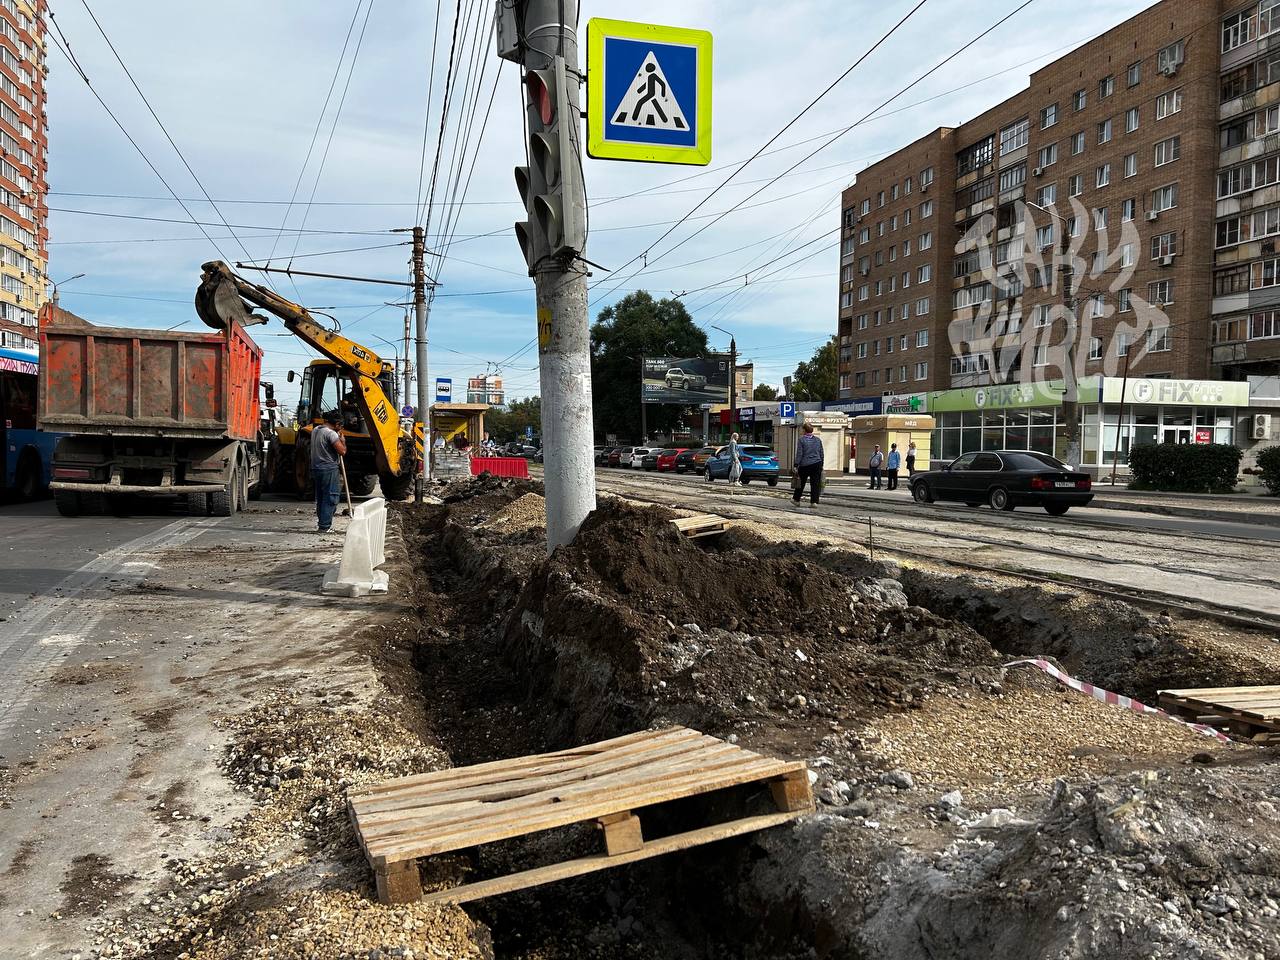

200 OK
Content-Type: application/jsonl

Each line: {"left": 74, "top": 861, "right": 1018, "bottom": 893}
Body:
{"left": 515, "top": 54, "right": 585, "bottom": 274}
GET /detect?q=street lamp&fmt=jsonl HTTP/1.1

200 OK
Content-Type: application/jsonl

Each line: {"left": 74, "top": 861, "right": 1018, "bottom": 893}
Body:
{"left": 709, "top": 324, "right": 737, "bottom": 427}
{"left": 50, "top": 272, "right": 86, "bottom": 305}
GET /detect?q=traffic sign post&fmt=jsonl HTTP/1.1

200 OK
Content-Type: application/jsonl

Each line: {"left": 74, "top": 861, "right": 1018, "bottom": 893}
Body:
{"left": 586, "top": 18, "right": 712, "bottom": 165}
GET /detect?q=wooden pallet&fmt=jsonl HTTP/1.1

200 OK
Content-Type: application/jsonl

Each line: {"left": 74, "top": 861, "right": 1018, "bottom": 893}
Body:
{"left": 347, "top": 727, "right": 812, "bottom": 905}
{"left": 1158, "top": 685, "right": 1280, "bottom": 739}
{"left": 670, "top": 514, "right": 730, "bottom": 539}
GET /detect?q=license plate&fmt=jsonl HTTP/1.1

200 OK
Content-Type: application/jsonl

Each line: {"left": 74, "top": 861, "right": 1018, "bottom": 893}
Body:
{"left": 1054, "top": 481, "right": 1076, "bottom": 488}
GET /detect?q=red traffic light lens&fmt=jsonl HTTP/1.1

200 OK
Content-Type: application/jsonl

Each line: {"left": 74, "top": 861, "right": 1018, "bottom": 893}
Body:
{"left": 525, "top": 71, "right": 554, "bottom": 124}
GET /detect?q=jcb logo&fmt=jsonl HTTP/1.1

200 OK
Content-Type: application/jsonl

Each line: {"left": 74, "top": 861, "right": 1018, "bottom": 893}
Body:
{"left": 374, "top": 400, "right": 389, "bottom": 423}
{"left": 352, "top": 346, "right": 372, "bottom": 362}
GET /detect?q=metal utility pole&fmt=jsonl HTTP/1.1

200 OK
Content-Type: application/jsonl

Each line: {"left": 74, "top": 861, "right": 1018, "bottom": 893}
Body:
{"left": 402, "top": 310, "right": 413, "bottom": 414}
{"left": 412, "top": 225, "right": 431, "bottom": 501}
{"left": 504, "top": 0, "right": 595, "bottom": 553}
{"left": 711, "top": 323, "right": 737, "bottom": 432}
{"left": 640, "top": 355, "right": 648, "bottom": 442}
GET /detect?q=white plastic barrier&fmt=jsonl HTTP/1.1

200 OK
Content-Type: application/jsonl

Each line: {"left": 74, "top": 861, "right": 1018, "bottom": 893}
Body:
{"left": 321, "top": 497, "right": 389, "bottom": 597}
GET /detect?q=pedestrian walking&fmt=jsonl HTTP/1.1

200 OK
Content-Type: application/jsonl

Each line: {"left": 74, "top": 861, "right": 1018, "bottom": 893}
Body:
{"left": 792, "top": 423, "right": 825, "bottom": 506}
{"left": 727, "top": 432, "right": 744, "bottom": 488}
{"left": 868, "top": 444, "right": 884, "bottom": 490}
{"left": 886, "top": 443, "right": 902, "bottom": 491}
{"left": 906, "top": 440, "right": 917, "bottom": 477}
{"left": 311, "top": 411, "right": 347, "bottom": 533}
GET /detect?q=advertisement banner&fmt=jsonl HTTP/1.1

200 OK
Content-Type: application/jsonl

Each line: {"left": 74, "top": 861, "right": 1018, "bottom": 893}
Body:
{"left": 928, "top": 379, "right": 1102, "bottom": 413}
{"left": 642, "top": 354, "right": 730, "bottom": 405}
{"left": 823, "top": 396, "right": 880, "bottom": 415}
{"left": 881, "top": 392, "right": 928, "bottom": 415}
{"left": 1100, "top": 377, "right": 1249, "bottom": 407}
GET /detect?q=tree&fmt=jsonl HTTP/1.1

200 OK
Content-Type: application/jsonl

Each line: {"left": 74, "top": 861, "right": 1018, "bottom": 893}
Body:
{"left": 752, "top": 382, "right": 778, "bottom": 401}
{"left": 789, "top": 338, "right": 838, "bottom": 402}
{"left": 485, "top": 396, "right": 541, "bottom": 443}
{"left": 590, "top": 291, "right": 708, "bottom": 440}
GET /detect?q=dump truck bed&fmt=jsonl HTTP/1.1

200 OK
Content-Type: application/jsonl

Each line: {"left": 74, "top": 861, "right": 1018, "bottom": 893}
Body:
{"left": 39, "top": 318, "right": 262, "bottom": 440}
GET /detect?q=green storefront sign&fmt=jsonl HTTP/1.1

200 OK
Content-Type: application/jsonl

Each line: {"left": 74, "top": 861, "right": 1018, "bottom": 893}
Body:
{"left": 928, "top": 378, "right": 1102, "bottom": 413}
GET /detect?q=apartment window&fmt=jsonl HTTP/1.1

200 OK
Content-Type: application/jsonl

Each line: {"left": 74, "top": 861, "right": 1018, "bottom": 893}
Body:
{"left": 1214, "top": 317, "right": 1246, "bottom": 343}
{"left": 900, "top": 334, "right": 909, "bottom": 350}
{"left": 900, "top": 303, "right": 910, "bottom": 321}
{"left": 887, "top": 336, "right": 894, "bottom": 353}
{"left": 878, "top": 221, "right": 885, "bottom": 237}
{"left": 1154, "top": 136, "right": 1181, "bottom": 167}
{"left": 1158, "top": 40, "right": 1184, "bottom": 74}
{"left": 859, "top": 227, "right": 870, "bottom": 243}
{"left": 1095, "top": 206, "right": 1109, "bottom": 230}
{"left": 916, "top": 329, "right": 929, "bottom": 347}
{"left": 921, "top": 199, "right": 934, "bottom": 218}
{"left": 1117, "top": 288, "right": 1131, "bottom": 312}
{"left": 905, "top": 176, "right": 913, "bottom": 194}
{"left": 839, "top": 373, "right": 850, "bottom": 392}
{"left": 919, "top": 231, "right": 932, "bottom": 251}
{"left": 1156, "top": 88, "right": 1183, "bottom": 120}
{"left": 858, "top": 284, "right": 870, "bottom": 301}
{"left": 1036, "top": 183, "right": 1057, "bottom": 206}
{"left": 891, "top": 184, "right": 900, "bottom": 201}
{"left": 1099, "top": 75, "right": 1115, "bottom": 99}
{"left": 904, "top": 208, "right": 912, "bottom": 226}
{"left": 1040, "top": 103, "right": 1058, "bottom": 128}
{"left": 860, "top": 198, "right": 871, "bottom": 215}
{"left": 1152, "top": 183, "right": 1178, "bottom": 212}
{"left": 1090, "top": 293, "right": 1106, "bottom": 317}
{"left": 899, "top": 365, "right": 908, "bottom": 383}
{"left": 902, "top": 271, "right": 911, "bottom": 288}
{"left": 1117, "top": 333, "right": 1130, "bottom": 357}
{"left": 1125, "top": 107, "right": 1139, "bottom": 133}
{"left": 1119, "top": 242, "right": 1134, "bottom": 267}
{"left": 890, "top": 215, "right": 898, "bottom": 231}
{"left": 1071, "top": 131, "right": 1085, "bottom": 155}
{"left": 1124, "top": 153, "right": 1137, "bottom": 178}
{"left": 1151, "top": 232, "right": 1177, "bottom": 259}
{"left": 855, "top": 372, "right": 866, "bottom": 388}
{"left": 878, "top": 191, "right": 886, "bottom": 207}
{"left": 1035, "top": 224, "right": 1055, "bottom": 249}
{"left": 916, "top": 297, "right": 930, "bottom": 316}
{"left": 1030, "top": 304, "right": 1051, "bottom": 328}
{"left": 1264, "top": 0, "right": 1280, "bottom": 37}
{"left": 999, "top": 163, "right": 1027, "bottom": 191}
{"left": 1067, "top": 215, "right": 1082, "bottom": 237}
{"left": 1223, "top": 10, "right": 1255, "bottom": 53}
{"left": 1033, "top": 344, "right": 1049, "bottom": 366}
{"left": 1096, "top": 163, "right": 1111, "bottom": 188}
{"left": 1038, "top": 143, "right": 1057, "bottom": 168}
{"left": 1069, "top": 173, "right": 1083, "bottom": 196}
{"left": 914, "top": 362, "right": 928, "bottom": 381}
{"left": 1252, "top": 311, "right": 1280, "bottom": 338}
{"left": 921, "top": 166, "right": 934, "bottom": 187}
{"left": 1097, "top": 119, "right": 1112, "bottom": 144}
{"left": 1148, "top": 279, "right": 1173, "bottom": 305}
{"left": 904, "top": 238, "right": 912, "bottom": 256}
{"left": 1088, "top": 336, "right": 1103, "bottom": 360}
{"left": 1122, "top": 198, "right": 1136, "bottom": 221}
{"left": 871, "top": 370, "right": 879, "bottom": 385}
{"left": 1127, "top": 61, "right": 1141, "bottom": 87}
{"left": 875, "top": 250, "right": 884, "bottom": 267}
{"left": 917, "top": 265, "right": 931, "bottom": 283}
{"left": 1000, "top": 118, "right": 1030, "bottom": 155}
{"left": 875, "top": 310, "right": 883, "bottom": 325}
{"left": 857, "top": 314, "right": 868, "bottom": 330}
{"left": 1073, "top": 89, "right": 1086, "bottom": 111}
{"left": 1250, "top": 257, "right": 1280, "bottom": 288}
{"left": 957, "top": 136, "right": 995, "bottom": 175}
{"left": 1148, "top": 326, "right": 1171, "bottom": 352}
{"left": 857, "top": 342, "right": 868, "bottom": 359}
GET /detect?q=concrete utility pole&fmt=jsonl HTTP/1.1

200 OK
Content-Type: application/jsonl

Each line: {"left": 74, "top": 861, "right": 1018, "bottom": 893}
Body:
{"left": 711, "top": 323, "right": 737, "bottom": 432}
{"left": 402, "top": 309, "right": 413, "bottom": 416}
{"left": 508, "top": 0, "right": 595, "bottom": 553}
{"left": 412, "top": 226, "right": 431, "bottom": 501}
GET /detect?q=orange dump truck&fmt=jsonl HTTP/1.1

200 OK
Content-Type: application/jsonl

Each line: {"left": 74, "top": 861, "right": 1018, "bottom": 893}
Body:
{"left": 37, "top": 305, "right": 263, "bottom": 517}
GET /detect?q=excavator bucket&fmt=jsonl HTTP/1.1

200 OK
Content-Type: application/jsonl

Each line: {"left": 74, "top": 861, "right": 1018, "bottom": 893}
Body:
{"left": 195, "top": 260, "right": 254, "bottom": 331}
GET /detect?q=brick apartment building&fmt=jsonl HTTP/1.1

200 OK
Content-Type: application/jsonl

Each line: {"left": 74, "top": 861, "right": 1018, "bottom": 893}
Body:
{"left": 836, "top": 0, "right": 1280, "bottom": 430}
{"left": 0, "top": 0, "right": 44, "bottom": 352}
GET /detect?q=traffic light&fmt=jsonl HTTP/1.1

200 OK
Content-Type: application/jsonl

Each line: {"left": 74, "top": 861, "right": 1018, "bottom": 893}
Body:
{"left": 515, "top": 54, "right": 585, "bottom": 274}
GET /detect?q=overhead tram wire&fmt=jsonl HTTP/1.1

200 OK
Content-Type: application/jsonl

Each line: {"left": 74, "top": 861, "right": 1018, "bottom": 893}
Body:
{"left": 46, "top": 206, "right": 395, "bottom": 234}
{"left": 413, "top": 0, "right": 446, "bottom": 225}
{"left": 598, "top": 0, "right": 1042, "bottom": 308}
{"left": 418, "top": 0, "right": 467, "bottom": 230}
{"left": 76, "top": 0, "right": 272, "bottom": 290}
{"left": 266, "top": 0, "right": 367, "bottom": 269}
{"left": 44, "top": 12, "right": 237, "bottom": 267}
{"left": 586, "top": 0, "right": 933, "bottom": 309}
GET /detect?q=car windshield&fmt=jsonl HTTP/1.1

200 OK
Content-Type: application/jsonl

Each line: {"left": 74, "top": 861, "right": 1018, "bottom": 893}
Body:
{"left": 662, "top": 449, "right": 679, "bottom": 455}
{"left": 1001, "top": 451, "right": 1067, "bottom": 471}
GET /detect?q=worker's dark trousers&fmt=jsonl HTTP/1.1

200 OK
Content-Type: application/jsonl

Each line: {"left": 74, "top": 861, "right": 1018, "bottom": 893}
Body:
{"left": 313, "top": 466, "right": 339, "bottom": 531}
{"left": 793, "top": 463, "right": 823, "bottom": 504}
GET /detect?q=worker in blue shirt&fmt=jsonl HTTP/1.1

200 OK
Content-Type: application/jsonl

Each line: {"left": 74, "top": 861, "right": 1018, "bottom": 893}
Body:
{"left": 886, "top": 442, "right": 902, "bottom": 491}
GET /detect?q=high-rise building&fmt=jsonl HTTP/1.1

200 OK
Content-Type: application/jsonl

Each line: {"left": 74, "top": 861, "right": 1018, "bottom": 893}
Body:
{"left": 835, "top": 0, "right": 1280, "bottom": 469}
{"left": 0, "top": 0, "right": 45, "bottom": 352}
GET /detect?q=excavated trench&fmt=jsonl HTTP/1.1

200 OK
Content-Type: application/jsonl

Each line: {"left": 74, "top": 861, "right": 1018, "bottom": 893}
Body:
{"left": 397, "top": 479, "right": 1280, "bottom": 960}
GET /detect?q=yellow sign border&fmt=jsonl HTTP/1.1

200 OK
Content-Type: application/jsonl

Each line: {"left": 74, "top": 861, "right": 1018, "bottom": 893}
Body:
{"left": 586, "top": 17, "right": 712, "bottom": 166}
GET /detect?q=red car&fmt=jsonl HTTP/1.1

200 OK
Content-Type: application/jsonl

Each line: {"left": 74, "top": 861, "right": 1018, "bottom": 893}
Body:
{"left": 655, "top": 448, "right": 687, "bottom": 472}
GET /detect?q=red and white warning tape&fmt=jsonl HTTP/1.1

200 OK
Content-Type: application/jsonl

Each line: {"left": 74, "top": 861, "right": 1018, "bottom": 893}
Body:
{"left": 1005, "top": 658, "right": 1231, "bottom": 744}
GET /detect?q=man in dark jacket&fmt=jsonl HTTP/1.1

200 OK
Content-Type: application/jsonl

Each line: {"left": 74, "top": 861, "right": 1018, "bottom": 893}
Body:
{"left": 792, "top": 423, "right": 825, "bottom": 506}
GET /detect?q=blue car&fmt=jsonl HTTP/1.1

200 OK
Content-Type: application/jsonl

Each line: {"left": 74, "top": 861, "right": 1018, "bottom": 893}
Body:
{"left": 705, "top": 445, "right": 780, "bottom": 486}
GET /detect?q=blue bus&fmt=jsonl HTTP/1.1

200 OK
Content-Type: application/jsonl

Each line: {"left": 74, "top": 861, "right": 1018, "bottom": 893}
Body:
{"left": 1, "top": 343, "right": 57, "bottom": 499}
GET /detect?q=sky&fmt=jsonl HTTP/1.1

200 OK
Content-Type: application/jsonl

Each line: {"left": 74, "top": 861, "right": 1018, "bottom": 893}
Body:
{"left": 43, "top": 0, "right": 1157, "bottom": 403}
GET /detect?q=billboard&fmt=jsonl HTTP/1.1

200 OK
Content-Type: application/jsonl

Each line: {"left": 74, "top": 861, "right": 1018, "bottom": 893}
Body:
{"left": 642, "top": 354, "right": 730, "bottom": 405}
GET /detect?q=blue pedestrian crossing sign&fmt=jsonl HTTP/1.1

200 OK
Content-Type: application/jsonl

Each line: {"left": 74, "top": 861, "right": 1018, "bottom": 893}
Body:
{"left": 586, "top": 18, "right": 712, "bottom": 166}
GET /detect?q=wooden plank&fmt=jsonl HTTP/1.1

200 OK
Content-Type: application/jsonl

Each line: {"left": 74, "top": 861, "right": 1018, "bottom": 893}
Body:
{"left": 1159, "top": 694, "right": 1280, "bottom": 724}
{"left": 347, "top": 727, "right": 693, "bottom": 799}
{"left": 370, "top": 757, "right": 803, "bottom": 865}
{"left": 1159, "top": 685, "right": 1280, "bottom": 698}
{"left": 375, "top": 859, "right": 422, "bottom": 905}
{"left": 769, "top": 770, "right": 815, "bottom": 814}
{"left": 358, "top": 749, "right": 790, "bottom": 848}
{"left": 417, "top": 811, "right": 804, "bottom": 906}
{"left": 670, "top": 513, "right": 726, "bottom": 531}
{"left": 600, "top": 812, "right": 644, "bottom": 855}
{"left": 352, "top": 731, "right": 725, "bottom": 816}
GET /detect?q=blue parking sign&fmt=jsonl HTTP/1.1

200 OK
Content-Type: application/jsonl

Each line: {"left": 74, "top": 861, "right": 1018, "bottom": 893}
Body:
{"left": 779, "top": 401, "right": 796, "bottom": 420}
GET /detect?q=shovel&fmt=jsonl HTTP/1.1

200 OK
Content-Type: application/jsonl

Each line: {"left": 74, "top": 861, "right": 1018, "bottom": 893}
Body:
{"left": 338, "top": 455, "right": 355, "bottom": 518}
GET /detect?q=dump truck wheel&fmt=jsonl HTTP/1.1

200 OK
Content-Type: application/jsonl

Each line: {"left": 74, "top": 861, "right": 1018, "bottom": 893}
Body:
{"left": 107, "top": 495, "right": 132, "bottom": 517}
{"left": 54, "top": 491, "right": 81, "bottom": 517}
{"left": 187, "top": 492, "right": 209, "bottom": 516}
{"left": 346, "top": 473, "right": 378, "bottom": 497}
{"left": 379, "top": 471, "right": 414, "bottom": 501}
{"left": 14, "top": 450, "right": 43, "bottom": 499}
{"left": 211, "top": 468, "right": 237, "bottom": 517}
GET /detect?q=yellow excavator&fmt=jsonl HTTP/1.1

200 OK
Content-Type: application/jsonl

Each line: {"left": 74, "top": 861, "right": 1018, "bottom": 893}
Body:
{"left": 194, "top": 261, "right": 420, "bottom": 500}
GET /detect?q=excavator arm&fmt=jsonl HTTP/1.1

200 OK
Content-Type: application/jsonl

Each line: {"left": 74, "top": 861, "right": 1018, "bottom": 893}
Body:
{"left": 194, "top": 260, "right": 412, "bottom": 478}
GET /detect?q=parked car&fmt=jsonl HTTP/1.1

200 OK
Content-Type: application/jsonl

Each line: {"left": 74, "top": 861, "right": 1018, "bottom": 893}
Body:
{"left": 656, "top": 448, "right": 687, "bottom": 472}
{"left": 607, "top": 448, "right": 624, "bottom": 468}
{"left": 690, "top": 446, "right": 720, "bottom": 474}
{"left": 631, "top": 446, "right": 660, "bottom": 468}
{"left": 908, "top": 450, "right": 1094, "bottom": 515}
{"left": 664, "top": 367, "right": 706, "bottom": 390}
{"left": 705, "top": 445, "right": 780, "bottom": 485}
{"left": 673, "top": 448, "right": 700, "bottom": 473}
{"left": 641, "top": 448, "right": 662, "bottom": 470}
{"left": 594, "top": 445, "right": 608, "bottom": 465}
